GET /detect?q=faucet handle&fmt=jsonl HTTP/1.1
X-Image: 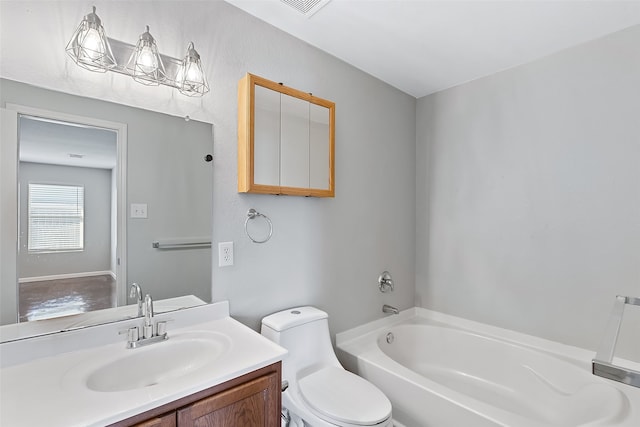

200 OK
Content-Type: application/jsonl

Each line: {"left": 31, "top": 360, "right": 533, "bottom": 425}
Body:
{"left": 156, "top": 321, "right": 167, "bottom": 336}
{"left": 378, "top": 271, "right": 394, "bottom": 293}
{"left": 119, "top": 326, "right": 139, "bottom": 342}
{"left": 155, "top": 318, "right": 175, "bottom": 336}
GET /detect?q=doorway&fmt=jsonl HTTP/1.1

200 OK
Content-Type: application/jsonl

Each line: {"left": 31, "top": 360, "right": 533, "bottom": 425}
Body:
{"left": 17, "top": 115, "right": 118, "bottom": 321}
{"left": 1, "top": 105, "right": 127, "bottom": 323}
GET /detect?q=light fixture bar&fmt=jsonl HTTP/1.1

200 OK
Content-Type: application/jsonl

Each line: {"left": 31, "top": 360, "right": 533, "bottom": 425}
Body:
{"left": 78, "top": 37, "right": 208, "bottom": 95}
{"left": 106, "top": 38, "right": 187, "bottom": 91}
{"left": 66, "top": 7, "right": 208, "bottom": 97}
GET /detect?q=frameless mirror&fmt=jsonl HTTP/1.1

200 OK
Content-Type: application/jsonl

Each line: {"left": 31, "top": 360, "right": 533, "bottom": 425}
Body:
{"left": 0, "top": 78, "right": 213, "bottom": 342}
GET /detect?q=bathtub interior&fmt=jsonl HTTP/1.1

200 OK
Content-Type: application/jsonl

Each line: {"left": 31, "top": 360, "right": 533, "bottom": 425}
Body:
{"left": 378, "top": 324, "right": 629, "bottom": 426}
{"left": 336, "top": 308, "right": 640, "bottom": 427}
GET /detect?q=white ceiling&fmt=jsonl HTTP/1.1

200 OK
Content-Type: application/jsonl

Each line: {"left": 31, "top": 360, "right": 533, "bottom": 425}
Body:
{"left": 225, "top": 0, "right": 640, "bottom": 98}
{"left": 19, "top": 116, "right": 117, "bottom": 170}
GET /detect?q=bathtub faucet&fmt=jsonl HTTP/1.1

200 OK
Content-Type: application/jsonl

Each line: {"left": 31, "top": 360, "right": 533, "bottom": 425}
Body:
{"left": 382, "top": 304, "right": 399, "bottom": 315}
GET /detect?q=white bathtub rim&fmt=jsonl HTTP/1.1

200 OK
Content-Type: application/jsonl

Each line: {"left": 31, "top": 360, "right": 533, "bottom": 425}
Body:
{"left": 336, "top": 307, "right": 640, "bottom": 373}
{"left": 335, "top": 308, "right": 417, "bottom": 346}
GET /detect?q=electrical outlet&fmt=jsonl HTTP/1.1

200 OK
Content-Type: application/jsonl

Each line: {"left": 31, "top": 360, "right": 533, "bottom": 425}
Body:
{"left": 218, "top": 241, "right": 234, "bottom": 267}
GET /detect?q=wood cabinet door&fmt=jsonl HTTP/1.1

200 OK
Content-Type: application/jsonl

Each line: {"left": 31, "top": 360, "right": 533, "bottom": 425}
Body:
{"left": 177, "top": 373, "right": 279, "bottom": 427}
{"left": 133, "top": 412, "right": 176, "bottom": 427}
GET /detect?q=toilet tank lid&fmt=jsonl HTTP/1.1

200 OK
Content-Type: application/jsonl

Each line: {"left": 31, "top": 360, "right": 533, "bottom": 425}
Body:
{"left": 261, "top": 306, "right": 328, "bottom": 331}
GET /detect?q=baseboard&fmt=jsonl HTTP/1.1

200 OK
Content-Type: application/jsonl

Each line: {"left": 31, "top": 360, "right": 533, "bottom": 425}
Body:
{"left": 19, "top": 271, "right": 114, "bottom": 283}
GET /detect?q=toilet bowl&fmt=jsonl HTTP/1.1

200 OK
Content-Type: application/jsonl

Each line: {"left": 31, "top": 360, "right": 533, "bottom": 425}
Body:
{"left": 261, "top": 306, "right": 393, "bottom": 427}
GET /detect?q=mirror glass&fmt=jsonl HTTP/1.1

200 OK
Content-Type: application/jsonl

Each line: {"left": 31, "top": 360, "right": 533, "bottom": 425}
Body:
{"left": 280, "top": 93, "right": 311, "bottom": 188}
{"left": 254, "top": 85, "right": 280, "bottom": 186}
{"left": 0, "top": 78, "right": 213, "bottom": 342}
{"left": 254, "top": 88, "right": 331, "bottom": 191}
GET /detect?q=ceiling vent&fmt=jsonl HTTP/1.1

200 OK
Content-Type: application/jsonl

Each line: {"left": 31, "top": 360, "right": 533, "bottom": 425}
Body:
{"left": 280, "top": 0, "right": 332, "bottom": 18}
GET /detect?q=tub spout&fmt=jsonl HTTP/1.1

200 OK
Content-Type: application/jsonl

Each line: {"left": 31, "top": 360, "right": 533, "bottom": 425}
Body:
{"left": 382, "top": 304, "right": 399, "bottom": 315}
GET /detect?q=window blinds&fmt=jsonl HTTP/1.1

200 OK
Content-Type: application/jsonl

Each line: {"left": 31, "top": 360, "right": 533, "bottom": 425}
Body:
{"left": 28, "top": 183, "right": 85, "bottom": 252}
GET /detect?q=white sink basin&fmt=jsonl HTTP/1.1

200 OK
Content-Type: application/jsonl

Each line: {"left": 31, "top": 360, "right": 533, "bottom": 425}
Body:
{"left": 85, "top": 331, "right": 231, "bottom": 392}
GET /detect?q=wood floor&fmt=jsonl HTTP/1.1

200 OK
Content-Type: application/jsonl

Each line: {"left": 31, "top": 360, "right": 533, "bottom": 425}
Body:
{"left": 19, "top": 274, "right": 116, "bottom": 322}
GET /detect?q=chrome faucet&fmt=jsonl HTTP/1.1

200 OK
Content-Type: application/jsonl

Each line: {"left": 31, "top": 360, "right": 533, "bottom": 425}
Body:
{"left": 129, "top": 283, "right": 143, "bottom": 317}
{"left": 382, "top": 304, "right": 399, "bottom": 315}
{"left": 143, "top": 294, "right": 154, "bottom": 339}
{"left": 121, "top": 293, "right": 169, "bottom": 349}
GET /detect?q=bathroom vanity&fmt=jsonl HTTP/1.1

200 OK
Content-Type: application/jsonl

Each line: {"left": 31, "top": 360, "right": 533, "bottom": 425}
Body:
{"left": 113, "top": 362, "right": 280, "bottom": 426}
{"left": 0, "top": 301, "right": 286, "bottom": 426}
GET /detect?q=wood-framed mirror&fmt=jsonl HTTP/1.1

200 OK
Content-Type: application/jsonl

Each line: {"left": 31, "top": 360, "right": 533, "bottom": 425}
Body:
{"left": 238, "top": 73, "right": 335, "bottom": 197}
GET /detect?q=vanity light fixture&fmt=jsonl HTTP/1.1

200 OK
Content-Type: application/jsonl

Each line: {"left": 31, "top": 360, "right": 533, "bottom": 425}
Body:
{"left": 66, "top": 6, "right": 209, "bottom": 97}
{"left": 65, "top": 6, "right": 116, "bottom": 72}
{"left": 177, "top": 42, "right": 210, "bottom": 96}
{"left": 127, "top": 26, "right": 167, "bottom": 86}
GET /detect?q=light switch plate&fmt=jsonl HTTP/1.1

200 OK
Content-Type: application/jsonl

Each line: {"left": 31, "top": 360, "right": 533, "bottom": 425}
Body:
{"left": 131, "top": 203, "right": 148, "bottom": 218}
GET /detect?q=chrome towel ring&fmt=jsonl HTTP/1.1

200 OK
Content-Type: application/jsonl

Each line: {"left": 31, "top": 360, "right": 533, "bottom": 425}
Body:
{"left": 245, "top": 208, "right": 273, "bottom": 244}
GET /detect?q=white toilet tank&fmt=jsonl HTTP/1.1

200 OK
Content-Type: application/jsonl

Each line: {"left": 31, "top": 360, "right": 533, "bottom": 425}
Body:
{"left": 261, "top": 307, "right": 341, "bottom": 379}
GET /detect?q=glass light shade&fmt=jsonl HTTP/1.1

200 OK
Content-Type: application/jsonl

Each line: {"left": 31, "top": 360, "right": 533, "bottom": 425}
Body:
{"left": 126, "top": 26, "right": 166, "bottom": 85}
{"left": 176, "top": 42, "right": 209, "bottom": 97}
{"left": 65, "top": 6, "right": 116, "bottom": 72}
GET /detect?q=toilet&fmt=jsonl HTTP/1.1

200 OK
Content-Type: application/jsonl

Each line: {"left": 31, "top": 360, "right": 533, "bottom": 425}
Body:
{"left": 261, "top": 306, "right": 393, "bottom": 427}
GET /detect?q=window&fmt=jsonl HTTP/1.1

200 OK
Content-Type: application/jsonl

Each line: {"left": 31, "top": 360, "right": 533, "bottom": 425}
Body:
{"left": 28, "top": 183, "right": 84, "bottom": 252}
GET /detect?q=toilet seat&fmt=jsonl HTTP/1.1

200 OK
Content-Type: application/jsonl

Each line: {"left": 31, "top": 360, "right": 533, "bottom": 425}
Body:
{"left": 298, "top": 367, "right": 392, "bottom": 426}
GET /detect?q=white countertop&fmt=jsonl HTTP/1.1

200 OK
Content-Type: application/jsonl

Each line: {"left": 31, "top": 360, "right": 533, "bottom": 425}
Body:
{"left": 0, "top": 301, "right": 286, "bottom": 426}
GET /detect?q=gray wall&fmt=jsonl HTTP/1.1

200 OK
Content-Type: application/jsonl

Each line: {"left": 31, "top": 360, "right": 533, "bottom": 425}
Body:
{"left": 18, "top": 162, "right": 112, "bottom": 279}
{"left": 416, "top": 25, "right": 640, "bottom": 352}
{"left": 1, "top": 1, "right": 416, "bottom": 336}
{"left": 1, "top": 79, "right": 213, "bottom": 306}
{"left": 208, "top": 5, "right": 417, "bottom": 332}
{"left": 0, "top": 2, "right": 407, "bottom": 336}
{"left": 0, "top": 0, "right": 419, "bottom": 335}
{"left": 2, "top": 1, "right": 635, "bottom": 350}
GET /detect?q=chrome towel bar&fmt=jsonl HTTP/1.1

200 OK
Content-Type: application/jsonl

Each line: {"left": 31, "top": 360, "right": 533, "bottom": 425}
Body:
{"left": 152, "top": 238, "right": 211, "bottom": 249}
{"left": 592, "top": 295, "right": 640, "bottom": 388}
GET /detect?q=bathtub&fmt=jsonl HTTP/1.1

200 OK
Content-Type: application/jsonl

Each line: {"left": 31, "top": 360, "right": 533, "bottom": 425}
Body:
{"left": 336, "top": 308, "right": 640, "bottom": 427}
